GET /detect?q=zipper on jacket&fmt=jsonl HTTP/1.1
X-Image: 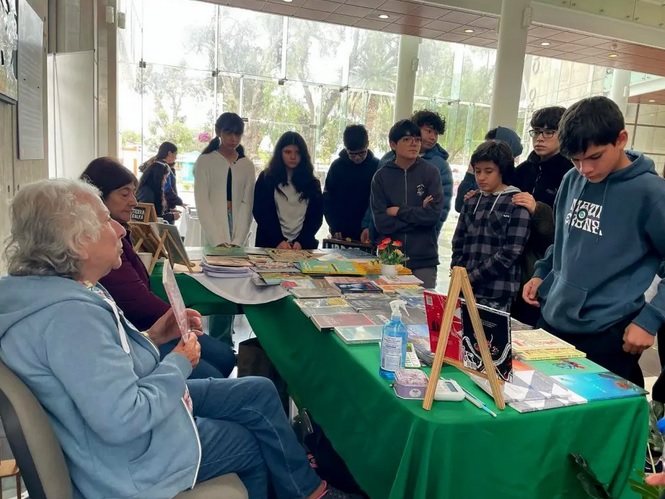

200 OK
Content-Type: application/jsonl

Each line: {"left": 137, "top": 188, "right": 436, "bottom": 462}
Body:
{"left": 403, "top": 169, "right": 408, "bottom": 250}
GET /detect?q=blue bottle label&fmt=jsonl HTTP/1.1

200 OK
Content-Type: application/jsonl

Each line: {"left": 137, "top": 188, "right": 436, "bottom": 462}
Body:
{"left": 381, "top": 335, "right": 403, "bottom": 372}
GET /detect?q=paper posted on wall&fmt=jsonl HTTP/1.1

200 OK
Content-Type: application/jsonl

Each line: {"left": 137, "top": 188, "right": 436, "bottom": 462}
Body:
{"left": 162, "top": 261, "right": 192, "bottom": 340}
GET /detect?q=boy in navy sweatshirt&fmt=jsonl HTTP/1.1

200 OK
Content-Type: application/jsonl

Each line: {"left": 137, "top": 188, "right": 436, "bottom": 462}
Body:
{"left": 523, "top": 96, "right": 665, "bottom": 387}
{"left": 371, "top": 120, "right": 444, "bottom": 288}
{"left": 452, "top": 140, "right": 531, "bottom": 311}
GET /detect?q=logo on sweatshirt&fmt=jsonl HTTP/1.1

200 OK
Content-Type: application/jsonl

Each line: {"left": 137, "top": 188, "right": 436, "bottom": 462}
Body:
{"left": 416, "top": 184, "right": 425, "bottom": 197}
{"left": 564, "top": 198, "right": 603, "bottom": 236}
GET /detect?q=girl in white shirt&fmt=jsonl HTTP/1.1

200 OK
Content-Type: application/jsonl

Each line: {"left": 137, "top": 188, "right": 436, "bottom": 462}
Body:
{"left": 194, "top": 113, "right": 256, "bottom": 247}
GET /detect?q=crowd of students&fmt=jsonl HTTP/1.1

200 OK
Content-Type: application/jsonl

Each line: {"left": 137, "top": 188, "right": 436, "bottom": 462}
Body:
{"left": 2, "top": 94, "right": 665, "bottom": 497}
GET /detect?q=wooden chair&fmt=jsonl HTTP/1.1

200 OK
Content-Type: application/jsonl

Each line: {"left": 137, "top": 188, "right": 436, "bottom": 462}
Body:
{"left": 0, "top": 359, "right": 247, "bottom": 499}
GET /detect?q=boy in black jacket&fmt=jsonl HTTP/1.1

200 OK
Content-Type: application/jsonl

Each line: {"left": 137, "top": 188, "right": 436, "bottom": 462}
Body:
{"left": 452, "top": 141, "right": 531, "bottom": 311}
{"left": 510, "top": 106, "right": 574, "bottom": 325}
{"left": 323, "top": 125, "right": 379, "bottom": 241}
{"left": 371, "top": 120, "right": 444, "bottom": 288}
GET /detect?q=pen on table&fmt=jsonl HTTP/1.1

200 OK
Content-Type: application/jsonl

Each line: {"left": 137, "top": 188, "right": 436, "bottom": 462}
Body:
{"left": 461, "top": 387, "right": 497, "bottom": 418}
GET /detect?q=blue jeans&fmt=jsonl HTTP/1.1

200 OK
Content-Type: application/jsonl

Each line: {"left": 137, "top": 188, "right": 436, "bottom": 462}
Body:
{"left": 159, "top": 334, "right": 236, "bottom": 378}
{"left": 188, "top": 377, "right": 321, "bottom": 499}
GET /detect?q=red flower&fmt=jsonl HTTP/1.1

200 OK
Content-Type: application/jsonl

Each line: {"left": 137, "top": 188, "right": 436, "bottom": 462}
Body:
{"left": 381, "top": 238, "right": 391, "bottom": 245}
{"left": 377, "top": 243, "right": 387, "bottom": 251}
{"left": 392, "top": 240, "right": 402, "bottom": 247}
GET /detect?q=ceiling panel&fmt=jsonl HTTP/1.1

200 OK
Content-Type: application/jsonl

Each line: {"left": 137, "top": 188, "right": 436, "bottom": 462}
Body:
{"left": 203, "top": 0, "right": 665, "bottom": 78}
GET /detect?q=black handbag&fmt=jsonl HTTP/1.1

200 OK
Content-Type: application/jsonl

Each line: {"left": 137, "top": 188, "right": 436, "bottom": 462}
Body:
{"left": 236, "top": 337, "right": 289, "bottom": 414}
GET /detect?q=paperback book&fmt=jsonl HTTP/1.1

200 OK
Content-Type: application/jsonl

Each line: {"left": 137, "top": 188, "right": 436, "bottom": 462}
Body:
{"left": 423, "top": 291, "right": 463, "bottom": 362}
{"left": 203, "top": 255, "right": 253, "bottom": 267}
{"left": 265, "top": 248, "right": 314, "bottom": 262}
{"left": 310, "top": 313, "right": 375, "bottom": 332}
{"left": 333, "top": 325, "right": 383, "bottom": 344}
{"left": 460, "top": 300, "right": 512, "bottom": 382}
{"left": 298, "top": 259, "right": 364, "bottom": 276}
{"left": 289, "top": 287, "right": 342, "bottom": 298}
{"left": 203, "top": 245, "right": 248, "bottom": 258}
{"left": 552, "top": 371, "right": 648, "bottom": 402}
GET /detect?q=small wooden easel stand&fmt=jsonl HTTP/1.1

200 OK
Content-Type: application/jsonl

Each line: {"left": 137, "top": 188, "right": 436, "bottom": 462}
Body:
{"left": 151, "top": 228, "right": 194, "bottom": 274}
{"left": 422, "top": 266, "right": 506, "bottom": 411}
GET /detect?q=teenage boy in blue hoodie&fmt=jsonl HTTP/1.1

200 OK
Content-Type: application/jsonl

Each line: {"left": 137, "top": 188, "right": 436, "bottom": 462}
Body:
{"left": 361, "top": 109, "right": 452, "bottom": 244}
{"left": 371, "top": 119, "right": 444, "bottom": 288}
{"left": 523, "top": 96, "right": 665, "bottom": 387}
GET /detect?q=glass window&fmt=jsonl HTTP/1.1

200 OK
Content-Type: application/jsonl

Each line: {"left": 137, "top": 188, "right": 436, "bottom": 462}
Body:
{"left": 218, "top": 7, "right": 284, "bottom": 78}
{"left": 141, "top": 0, "right": 216, "bottom": 70}
{"left": 285, "top": 18, "right": 348, "bottom": 86}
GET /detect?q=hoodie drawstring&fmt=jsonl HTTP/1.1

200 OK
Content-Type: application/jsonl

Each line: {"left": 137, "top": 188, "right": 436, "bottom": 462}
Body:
{"left": 473, "top": 189, "right": 507, "bottom": 215}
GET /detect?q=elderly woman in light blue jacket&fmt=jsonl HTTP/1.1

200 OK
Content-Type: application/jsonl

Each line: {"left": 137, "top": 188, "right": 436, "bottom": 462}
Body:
{"left": 0, "top": 178, "right": 357, "bottom": 499}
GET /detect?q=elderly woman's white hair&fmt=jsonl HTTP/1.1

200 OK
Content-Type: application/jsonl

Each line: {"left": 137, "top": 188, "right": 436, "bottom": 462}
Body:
{"left": 4, "top": 178, "right": 105, "bottom": 278}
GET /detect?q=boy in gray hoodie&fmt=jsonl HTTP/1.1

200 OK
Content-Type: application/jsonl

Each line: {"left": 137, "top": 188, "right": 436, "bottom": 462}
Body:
{"left": 371, "top": 120, "right": 444, "bottom": 288}
{"left": 452, "top": 140, "right": 531, "bottom": 311}
{"left": 523, "top": 96, "right": 665, "bottom": 387}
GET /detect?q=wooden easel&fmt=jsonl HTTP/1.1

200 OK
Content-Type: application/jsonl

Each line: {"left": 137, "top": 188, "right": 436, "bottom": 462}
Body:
{"left": 422, "top": 266, "right": 506, "bottom": 411}
{"left": 154, "top": 225, "right": 194, "bottom": 273}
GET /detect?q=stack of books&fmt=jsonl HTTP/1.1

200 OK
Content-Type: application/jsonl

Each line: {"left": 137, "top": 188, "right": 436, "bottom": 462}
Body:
{"left": 512, "top": 329, "right": 586, "bottom": 360}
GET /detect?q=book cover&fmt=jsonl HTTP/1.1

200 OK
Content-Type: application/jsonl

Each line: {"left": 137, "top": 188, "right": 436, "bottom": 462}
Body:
{"left": 344, "top": 296, "right": 393, "bottom": 311}
{"left": 324, "top": 276, "right": 371, "bottom": 285}
{"left": 334, "top": 325, "right": 383, "bottom": 344}
{"left": 265, "top": 248, "right": 314, "bottom": 262}
{"left": 335, "top": 281, "right": 383, "bottom": 294}
{"left": 299, "top": 306, "right": 356, "bottom": 318}
{"left": 525, "top": 358, "right": 605, "bottom": 376}
{"left": 298, "top": 260, "right": 336, "bottom": 274}
{"left": 406, "top": 324, "right": 434, "bottom": 366}
{"left": 460, "top": 301, "right": 512, "bottom": 382}
{"left": 516, "top": 348, "right": 587, "bottom": 361}
{"left": 423, "top": 291, "right": 463, "bottom": 362}
{"left": 293, "top": 297, "right": 349, "bottom": 309}
{"left": 203, "top": 245, "right": 248, "bottom": 258}
{"left": 310, "top": 313, "right": 375, "bottom": 331}
{"left": 289, "top": 287, "right": 342, "bottom": 298}
{"left": 375, "top": 283, "right": 422, "bottom": 293}
{"left": 512, "top": 328, "right": 576, "bottom": 352}
{"left": 203, "top": 256, "right": 254, "bottom": 267}
{"left": 375, "top": 275, "right": 423, "bottom": 285}
{"left": 469, "top": 362, "right": 587, "bottom": 413}
{"left": 552, "top": 371, "right": 648, "bottom": 402}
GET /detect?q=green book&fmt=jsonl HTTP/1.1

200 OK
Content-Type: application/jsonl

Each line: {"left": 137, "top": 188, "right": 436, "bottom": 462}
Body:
{"left": 203, "top": 245, "right": 248, "bottom": 258}
{"left": 525, "top": 358, "right": 606, "bottom": 376}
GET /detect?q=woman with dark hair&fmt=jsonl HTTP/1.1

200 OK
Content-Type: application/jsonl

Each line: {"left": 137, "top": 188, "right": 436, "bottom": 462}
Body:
{"left": 137, "top": 161, "right": 179, "bottom": 224}
{"left": 80, "top": 157, "right": 236, "bottom": 379}
{"left": 194, "top": 112, "right": 255, "bottom": 247}
{"left": 139, "top": 142, "right": 183, "bottom": 209}
{"left": 253, "top": 131, "right": 323, "bottom": 249}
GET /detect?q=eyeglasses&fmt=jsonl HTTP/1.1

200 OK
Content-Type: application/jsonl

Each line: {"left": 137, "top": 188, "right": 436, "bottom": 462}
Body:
{"left": 529, "top": 129, "right": 557, "bottom": 139}
{"left": 347, "top": 149, "right": 368, "bottom": 158}
{"left": 569, "top": 453, "right": 612, "bottom": 499}
{"left": 399, "top": 137, "right": 422, "bottom": 145}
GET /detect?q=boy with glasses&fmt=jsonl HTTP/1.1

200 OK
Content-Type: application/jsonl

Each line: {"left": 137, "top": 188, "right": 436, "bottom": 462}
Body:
{"left": 370, "top": 120, "right": 444, "bottom": 288}
{"left": 510, "top": 106, "right": 574, "bottom": 325}
{"left": 324, "top": 125, "right": 379, "bottom": 241}
{"left": 370, "top": 110, "right": 453, "bottom": 240}
{"left": 523, "top": 96, "right": 665, "bottom": 386}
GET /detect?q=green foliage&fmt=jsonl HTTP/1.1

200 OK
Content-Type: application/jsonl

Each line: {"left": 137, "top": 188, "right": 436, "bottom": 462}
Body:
{"left": 629, "top": 470, "right": 663, "bottom": 499}
{"left": 121, "top": 130, "right": 141, "bottom": 147}
{"left": 126, "top": 5, "right": 498, "bottom": 168}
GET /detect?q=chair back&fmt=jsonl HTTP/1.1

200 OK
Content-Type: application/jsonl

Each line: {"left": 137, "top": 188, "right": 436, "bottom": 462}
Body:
{"left": 0, "top": 359, "right": 72, "bottom": 499}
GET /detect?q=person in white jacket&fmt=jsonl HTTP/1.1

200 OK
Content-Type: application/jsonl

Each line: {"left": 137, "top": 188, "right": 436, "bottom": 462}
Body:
{"left": 194, "top": 113, "right": 256, "bottom": 345}
{"left": 194, "top": 112, "right": 256, "bottom": 247}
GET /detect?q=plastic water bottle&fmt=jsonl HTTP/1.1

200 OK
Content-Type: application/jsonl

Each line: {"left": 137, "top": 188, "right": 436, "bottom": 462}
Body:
{"left": 379, "top": 299, "right": 408, "bottom": 380}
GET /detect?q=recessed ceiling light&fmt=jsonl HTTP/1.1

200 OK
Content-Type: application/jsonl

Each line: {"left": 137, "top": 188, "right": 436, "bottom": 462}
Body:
{"left": 608, "top": 53, "right": 618, "bottom": 58}
{"left": 464, "top": 29, "right": 474, "bottom": 33}
{"left": 649, "top": 99, "right": 656, "bottom": 103}
{"left": 378, "top": 13, "right": 389, "bottom": 19}
{"left": 540, "top": 41, "right": 551, "bottom": 46}
{"left": 283, "top": 0, "right": 292, "bottom": 2}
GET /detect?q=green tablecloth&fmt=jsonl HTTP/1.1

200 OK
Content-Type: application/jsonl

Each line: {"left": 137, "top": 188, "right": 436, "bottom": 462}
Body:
{"left": 150, "top": 264, "right": 241, "bottom": 316}
{"left": 153, "top": 268, "right": 648, "bottom": 499}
